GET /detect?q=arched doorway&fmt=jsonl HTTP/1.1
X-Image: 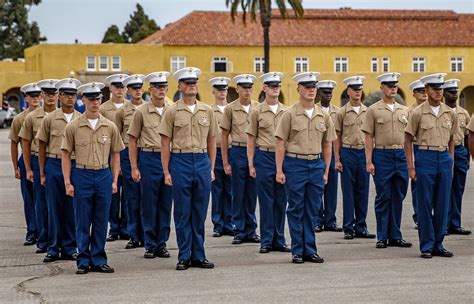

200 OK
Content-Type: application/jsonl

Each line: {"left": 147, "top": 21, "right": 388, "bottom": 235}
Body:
{"left": 460, "top": 86, "right": 474, "bottom": 114}
{"left": 227, "top": 87, "right": 239, "bottom": 103}
{"left": 4, "top": 87, "right": 22, "bottom": 111}
{"left": 172, "top": 91, "right": 200, "bottom": 102}
{"left": 258, "top": 91, "right": 285, "bottom": 103}
{"left": 340, "top": 89, "right": 366, "bottom": 107}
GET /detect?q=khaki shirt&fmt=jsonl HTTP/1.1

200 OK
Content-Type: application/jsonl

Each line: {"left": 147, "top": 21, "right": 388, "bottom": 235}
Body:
{"left": 8, "top": 108, "right": 33, "bottom": 144}
{"left": 467, "top": 115, "right": 474, "bottom": 133}
{"left": 19, "top": 107, "right": 52, "bottom": 153}
{"left": 405, "top": 102, "right": 459, "bottom": 147}
{"left": 212, "top": 104, "right": 231, "bottom": 148}
{"left": 334, "top": 102, "right": 367, "bottom": 146}
{"left": 61, "top": 114, "right": 125, "bottom": 167}
{"left": 158, "top": 99, "right": 218, "bottom": 150}
{"left": 220, "top": 99, "right": 259, "bottom": 144}
{"left": 99, "top": 99, "right": 126, "bottom": 122}
{"left": 275, "top": 102, "right": 337, "bottom": 154}
{"left": 114, "top": 100, "right": 144, "bottom": 146}
{"left": 246, "top": 102, "right": 287, "bottom": 148}
{"left": 36, "top": 109, "right": 81, "bottom": 156}
{"left": 408, "top": 101, "right": 424, "bottom": 144}
{"left": 361, "top": 100, "right": 409, "bottom": 146}
{"left": 452, "top": 105, "right": 470, "bottom": 145}
{"left": 316, "top": 102, "right": 339, "bottom": 123}
{"left": 127, "top": 102, "right": 169, "bottom": 149}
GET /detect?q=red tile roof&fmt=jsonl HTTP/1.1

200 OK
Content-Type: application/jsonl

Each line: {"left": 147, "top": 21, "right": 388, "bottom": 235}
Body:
{"left": 139, "top": 9, "right": 474, "bottom": 47}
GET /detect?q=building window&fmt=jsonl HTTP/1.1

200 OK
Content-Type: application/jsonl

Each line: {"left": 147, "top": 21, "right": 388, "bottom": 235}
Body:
{"left": 99, "top": 56, "right": 108, "bottom": 71}
{"left": 111, "top": 56, "right": 121, "bottom": 71}
{"left": 335, "top": 57, "right": 348, "bottom": 73}
{"left": 412, "top": 57, "right": 425, "bottom": 73}
{"left": 254, "top": 57, "right": 265, "bottom": 73}
{"left": 371, "top": 57, "right": 378, "bottom": 73}
{"left": 212, "top": 57, "right": 228, "bottom": 72}
{"left": 451, "top": 57, "right": 463, "bottom": 72}
{"left": 86, "top": 56, "right": 96, "bottom": 71}
{"left": 295, "top": 57, "right": 309, "bottom": 73}
{"left": 382, "top": 57, "right": 390, "bottom": 72}
{"left": 170, "top": 56, "right": 186, "bottom": 73}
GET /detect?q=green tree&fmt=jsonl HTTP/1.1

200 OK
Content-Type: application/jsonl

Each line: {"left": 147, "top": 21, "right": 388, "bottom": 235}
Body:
{"left": 0, "top": 0, "right": 46, "bottom": 59}
{"left": 226, "top": 0, "right": 304, "bottom": 72}
{"left": 102, "top": 25, "right": 125, "bottom": 43}
{"left": 122, "top": 3, "right": 160, "bottom": 43}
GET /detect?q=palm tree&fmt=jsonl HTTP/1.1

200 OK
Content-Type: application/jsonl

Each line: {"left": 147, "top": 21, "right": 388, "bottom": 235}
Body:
{"left": 226, "top": 0, "right": 304, "bottom": 73}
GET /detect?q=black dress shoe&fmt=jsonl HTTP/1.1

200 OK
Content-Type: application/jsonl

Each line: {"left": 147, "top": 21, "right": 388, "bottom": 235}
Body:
{"left": 274, "top": 245, "right": 291, "bottom": 253}
{"left": 43, "top": 255, "right": 59, "bottom": 263}
{"left": 432, "top": 249, "right": 454, "bottom": 257}
{"left": 76, "top": 266, "right": 89, "bottom": 274}
{"left": 155, "top": 248, "right": 170, "bottom": 258}
{"left": 314, "top": 225, "right": 323, "bottom": 233}
{"left": 324, "top": 225, "right": 343, "bottom": 232}
{"left": 292, "top": 255, "right": 304, "bottom": 264}
{"left": 35, "top": 247, "right": 47, "bottom": 254}
{"left": 125, "top": 240, "right": 140, "bottom": 249}
{"left": 176, "top": 259, "right": 190, "bottom": 270}
{"left": 388, "top": 239, "right": 412, "bottom": 248}
{"left": 212, "top": 231, "right": 222, "bottom": 237}
{"left": 23, "top": 239, "right": 36, "bottom": 246}
{"left": 61, "top": 253, "right": 78, "bottom": 261}
{"left": 420, "top": 252, "right": 432, "bottom": 259}
{"left": 118, "top": 233, "right": 129, "bottom": 240}
{"left": 91, "top": 264, "right": 115, "bottom": 273}
{"left": 414, "top": 224, "right": 418, "bottom": 230}
{"left": 232, "top": 237, "right": 243, "bottom": 244}
{"left": 259, "top": 247, "right": 271, "bottom": 253}
{"left": 222, "top": 230, "right": 234, "bottom": 236}
{"left": 354, "top": 231, "right": 376, "bottom": 239}
{"left": 344, "top": 232, "right": 354, "bottom": 240}
{"left": 244, "top": 235, "right": 261, "bottom": 243}
{"left": 448, "top": 227, "right": 472, "bottom": 235}
{"left": 106, "top": 235, "right": 118, "bottom": 242}
{"left": 190, "top": 259, "right": 215, "bottom": 269}
{"left": 376, "top": 240, "right": 387, "bottom": 248}
{"left": 303, "top": 253, "right": 324, "bottom": 263}
{"left": 144, "top": 250, "right": 156, "bottom": 259}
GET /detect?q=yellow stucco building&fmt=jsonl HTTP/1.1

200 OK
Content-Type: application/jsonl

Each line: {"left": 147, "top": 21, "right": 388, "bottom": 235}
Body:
{"left": 2, "top": 9, "right": 474, "bottom": 112}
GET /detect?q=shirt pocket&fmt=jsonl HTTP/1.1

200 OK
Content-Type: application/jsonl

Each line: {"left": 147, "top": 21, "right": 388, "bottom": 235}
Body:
{"left": 419, "top": 122, "right": 435, "bottom": 144}
{"left": 376, "top": 118, "right": 390, "bottom": 133}
{"left": 97, "top": 136, "right": 111, "bottom": 163}
{"left": 75, "top": 138, "right": 91, "bottom": 162}
{"left": 50, "top": 129, "right": 63, "bottom": 152}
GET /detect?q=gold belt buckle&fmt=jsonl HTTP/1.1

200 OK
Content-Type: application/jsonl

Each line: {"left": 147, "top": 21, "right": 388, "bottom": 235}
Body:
{"left": 308, "top": 155, "right": 316, "bottom": 160}
{"left": 438, "top": 146, "right": 444, "bottom": 152}
{"left": 357, "top": 144, "right": 363, "bottom": 149}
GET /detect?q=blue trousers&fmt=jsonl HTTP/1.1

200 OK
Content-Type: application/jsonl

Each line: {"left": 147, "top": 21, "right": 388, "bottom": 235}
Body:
{"left": 340, "top": 148, "right": 370, "bottom": 234}
{"left": 18, "top": 155, "right": 36, "bottom": 241}
{"left": 72, "top": 168, "right": 112, "bottom": 268}
{"left": 139, "top": 151, "right": 172, "bottom": 251}
{"left": 449, "top": 145, "right": 469, "bottom": 230}
{"left": 372, "top": 149, "right": 408, "bottom": 241}
{"left": 108, "top": 175, "right": 128, "bottom": 238}
{"left": 121, "top": 148, "right": 143, "bottom": 242}
{"left": 284, "top": 156, "right": 324, "bottom": 256}
{"left": 45, "top": 158, "right": 77, "bottom": 256}
{"left": 411, "top": 145, "right": 419, "bottom": 225}
{"left": 31, "top": 155, "right": 48, "bottom": 248}
{"left": 211, "top": 148, "right": 232, "bottom": 234}
{"left": 415, "top": 150, "right": 452, "bottom": 253}
{"left": 316, "top": 150, "right": 338, "bottom": 228}
{"left": 255, "top": 150, "right": 287, "bottom": 249}
{"left": 170, "top": 153, "right": 211, "bottom": 261}
{"left": 229, "top": 146, "right": 257, "bottom": 239}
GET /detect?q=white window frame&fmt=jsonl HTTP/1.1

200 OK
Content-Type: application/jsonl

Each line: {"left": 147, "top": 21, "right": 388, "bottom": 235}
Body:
{"left": 294, "top": 57, "right": 309, "bottom": 73}
{"left": 334, "top": 57, "right": 348, "bottom": 73}
{"left": 111, "top": 56, "right": 121, "bottom": 71}
{"left": 371, "top": 57, "right": 378, "bottom": 73}
{"left": 212, "top": 56, "right": 228, "bottom": 72}
{"left": 99, "top": 56, "right": 108, "bottom": 71}
{"left": 86, "top": 55, "right": 96, "bottom": 71}
{"left": 382, "top": 57, "right": 390, "bottom": 73}
{"left": 412, "top": 57, "right": 425, "bottom": 73}
{"left": 254, "top": 57, "right": 265, "bottom": 73}
{"left": 170, "top": 56, "right": 186, "bottom": 73}
{"left": 450, "top": 57, "right": 463, "bottom": 72}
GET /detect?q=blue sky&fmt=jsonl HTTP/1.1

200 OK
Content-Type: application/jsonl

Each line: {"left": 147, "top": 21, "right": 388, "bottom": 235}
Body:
{"left": 29, "top": 0, "right": 474, "bottom": 43}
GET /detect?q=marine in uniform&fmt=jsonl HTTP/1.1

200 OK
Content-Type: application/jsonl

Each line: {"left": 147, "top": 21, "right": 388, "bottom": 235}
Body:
{"left": 405, "top": 73, "right": 458, "bottom": 258}
{"left": 246, "top": 72, "right": 290, "bottom": 254}
{"left": 443, "top": 79, "right": 471, "bottom": 235}
{"left": 9, "top": 83, "right": 40, "bottom": 246}
{"left": 19, "top": 79, "right": 59, "bottom": 253}
{"left": 407, "top": 79, "right": 428, "bottom": 228}
{"left": 334, "top": 76, "right": 375, "bottom": 240}
{"left": 36, "top": 78, "right": 81, "bottom": 262}
{"left": 158, "top": 67, "right": 217, "bottom": 270}
{"left": 361, "top": 73, "right": 412, "bottom": 249}
{"left": 101, "top": 73, "right": 129, "bottom": 242}
{"left": 128, "top": 71, "right": 173, "bottom": 259}
{"left": 209, "top": 77, "right": 233, "bottom": 237}
{"left": 220, "top": 74, "right": 260, "bottom": 245}
{"left": 115, "top": 74, "right": 145, "bottom": 249}
{"left": 275, "top": 71, "right": 336, "bottom": 263}
{"left": 62, "top": 82, "right": 125, "bottom": 274}
{"left": 314, "top": 80, "right": 342, "bottom": 233}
